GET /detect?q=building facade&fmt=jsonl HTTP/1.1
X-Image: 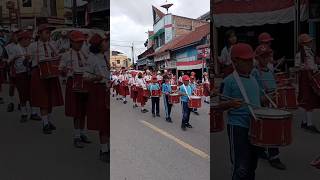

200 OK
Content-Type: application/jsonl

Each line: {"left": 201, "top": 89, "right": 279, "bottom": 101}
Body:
{"left": 110, "top": 51, "right": 132, "bottom": 70}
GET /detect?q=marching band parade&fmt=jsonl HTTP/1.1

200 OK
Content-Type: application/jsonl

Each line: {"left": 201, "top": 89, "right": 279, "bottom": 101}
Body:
{"left": 0, "top": 25, "right": 109, "bottom": 164}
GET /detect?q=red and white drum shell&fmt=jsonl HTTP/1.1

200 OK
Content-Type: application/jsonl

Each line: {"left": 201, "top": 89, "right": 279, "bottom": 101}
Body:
{"left": 171, "top": 85, "right": 178, "bottom": 92}
{"left": 72, "top": 72, "right": 89, "bottom": 93}
{"left": 188, "top": 96, "right": 202, "bottom": 108}
{"left": 151, "top": 89, "right": 161, "bottom": 97}
{"left": 131, "top": 83, "right": 138, "bottom": 92}
{"left": 142, "top": 88, "right": 150, "bottom": 97}
{"left": 311, "top": 72, "right": 320, "bottom": 96}
{"left": 168, "top": 93, "right": 180, "bottom": 104}
{"left": 250, "top": 108, "right": 292, "bottom": 147}
{"left": 38, "top": 58, "right": 61, "bottom": 79}
{"left": 275, "top": 72, "right": 288, "bottom": 85}
{"left": 122, "top": 80, "right": 129, "bottom": 86}
{"left": 210, "top": 103, "right": 224, "bottom": 133}
{"left": 276, "top": 86, "right": 297, "bottom": 109}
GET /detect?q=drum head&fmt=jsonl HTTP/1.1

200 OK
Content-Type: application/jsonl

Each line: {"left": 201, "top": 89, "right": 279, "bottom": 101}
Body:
{"left": 190, "top": 96, "right": 201, "bottom": 99}
{"left": 254, "top": 108, "right": 292, "bottom": 119}
{"left": 170, "top": 93, "right": 179, "bottom": 96}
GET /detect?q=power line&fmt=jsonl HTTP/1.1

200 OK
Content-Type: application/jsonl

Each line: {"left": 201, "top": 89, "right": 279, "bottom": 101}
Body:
{"left": 111, "top": 40, "right": 146, "bottom": 43}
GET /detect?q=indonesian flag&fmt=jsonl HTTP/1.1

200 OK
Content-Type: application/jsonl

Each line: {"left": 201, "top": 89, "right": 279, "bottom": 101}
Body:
{"left": 213, "top": 0, "right": 309, "bottom": 27}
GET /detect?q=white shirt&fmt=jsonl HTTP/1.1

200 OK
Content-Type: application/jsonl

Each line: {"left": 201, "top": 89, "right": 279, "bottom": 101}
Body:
{"left": 295, "top": 46, "right": 318, "bottom": 71}
{"left": 129, "top": 76, "right": 137, "bottom": 85}
{"left": 112, "top": 75, "right": 119, "bottom": 85}
{"left": 5, "top": 42, "right": 18, "bottom": 63}
{"left": 144, "top": 75, "right": 151, "bottom": 81}
{"left": 59, "top": 49, "right": 89, "bottom": 76}
{"left": 29, "top": 40, "right": 59, "bottom": 67}
{"left": 219, "top": 46, "right": 232, "bottom": 66}
{"left": 10, "top": 44, "right": 29, "bottom": 74}
{"left": 136, "top": 78, "right": 146, "bottom": 89}
{"left": 202, "top": 77, "right": 209, "bottom": 84}
{"left": 157, "top": 75, "right": 163, "bottom": 81}
{"left": 85, "top": 53, "right": 108, "bottom": 83}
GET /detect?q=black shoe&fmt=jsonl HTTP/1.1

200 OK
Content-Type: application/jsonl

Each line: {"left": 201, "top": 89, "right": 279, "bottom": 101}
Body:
{"left": 43, "top": 124, "right": 52, "bottom": 134}
{"left": 156, "top": 114, "right": 160, "bottom": 117}
{"left": 166, "top": 118, "right": 173, "bottom": 123}
{"left": 80, "top": 135, "right": 92, "bottom": 144}
{"left": 269, "top": 158, "right": 286, "bottom": 170}
{"left": 20, "top": 115, "right": 28, "bottom": 123}
{"left": 307, "top": 125, "right": 320, "bottom": 134}
{"left": 73, "top": 138, "right": 84, "bottom": 148}
{"left": 193, "top": 111, "right": 199, "bottom": 115}
{"left": 259, "top": 151, "right": 269, "bottom": 160}
{"left": 48, "top": 122, "right": 56, "bottom": 130}
{"left": 123, "top": 100, "right": 127, "bottom": 104}
{"left": 30, "top": 114, "right": 41, "bottom": 121}
{"left": 141, "top": 109, "right": 148, "bottom": 113}
{"left": 100, "top": 150, "right": 109, "bottom": 163}
{"left": 301, "top": 123, "right": 307, "bottom": 129}
{"left": 181, "top": 125, "right": 186, "bottom": 131}
{"left": 186, "top": 124, "right": 193, "bottom": 128}
{"left": 7, "top": 103, "right": 14, "bottom": 112}
{"left": 152, "top": 114, "right": 156, "bottom": 118}
{"left": 0, "top": 98, "right": 4, "bottom": 104}
{"left": 18, "top": 104, "right": 21, "bottom": 111}
{"left": 112, "top": 94, "right": 115, "bottom": 97}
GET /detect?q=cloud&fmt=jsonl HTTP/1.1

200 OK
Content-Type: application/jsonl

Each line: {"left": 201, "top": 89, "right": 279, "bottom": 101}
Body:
{"left": 111, "top": 0, "right": 210, "bottom": 62}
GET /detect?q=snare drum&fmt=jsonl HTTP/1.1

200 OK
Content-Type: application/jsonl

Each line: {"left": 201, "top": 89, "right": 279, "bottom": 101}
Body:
{"left": 169, "top": 93, "right": 180, "bottom": 104}
{"left": 210, "top": 103, "right": 224, "bottom": 133}
{"left": 275, "top": 72, "right": 288, "bottom": 85}
{"left": 250, "top": 108, "right": 292, "bottom": 147}
{"left": 72, "top": 73, "right": 89, "bottom": 93}
{"left": 276, "top": 86, "right": 297, "bottom": 109}
{"left": 311, "top": 72, "right": 320, "bottom": 96}
{"left": 188, "top": 96, "right": 202, "bottom": 108}
{"left": 38, "top": 58, "right": 61, "bottom": 79}
{"left": 143, "top": 88, "right": 150, "bottom": 97}
{"left": 131, "top": 84, "right": 138, "bottom": 92}
{"left": 151, "top": 89, "right": 161, "bottom": 97}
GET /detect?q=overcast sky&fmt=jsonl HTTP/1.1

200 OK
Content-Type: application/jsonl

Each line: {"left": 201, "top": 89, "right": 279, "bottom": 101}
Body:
{"left": 110, "top": 0, "right": 209, "bottom": 62}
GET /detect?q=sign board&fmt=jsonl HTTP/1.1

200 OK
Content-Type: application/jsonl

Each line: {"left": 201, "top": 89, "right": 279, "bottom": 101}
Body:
{"left": 197, "top": 47, "right": 210, "bottom": 59}
{"left": 154, "top": 52, "right": 170, "bottom": 62}
{"left": 165, "top": 60, "right": 177, "bottom": 69}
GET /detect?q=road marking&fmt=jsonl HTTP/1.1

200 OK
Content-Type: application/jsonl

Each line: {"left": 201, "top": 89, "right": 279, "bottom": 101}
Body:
{"left": 140, "top": 120, "right": 210, "bottom": 160}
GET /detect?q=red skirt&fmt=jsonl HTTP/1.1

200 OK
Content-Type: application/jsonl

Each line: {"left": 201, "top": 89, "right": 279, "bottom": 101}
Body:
{"left": 130, "top": 86, "right": 138, "bottom": 99}
{"left": 30, "top": 67, "right": 64, "bottom": 109}
{"left": 120, "top": 84, "right": 130, "bottom": 96}
{"left": 65, "top": 78, "right": 88, "bottom": 118}
{"left": 137, "top": 87, "right": 148, "bottom": 106}
{"left": 15, "top": 72, "right": 31, "bottom": 103}
{"left": 87, "top": 83, "right": 109, "bottom": 135}
{"left": 203, "top": 83, "right": 210, "bottom": 96}
{"left": 298, "top": 70, "right": 320, "bottom": 110}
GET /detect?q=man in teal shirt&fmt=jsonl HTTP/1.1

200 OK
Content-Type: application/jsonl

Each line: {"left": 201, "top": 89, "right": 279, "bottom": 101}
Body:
{"left": 179, "top": 75, "right": 193, "bottom": 131}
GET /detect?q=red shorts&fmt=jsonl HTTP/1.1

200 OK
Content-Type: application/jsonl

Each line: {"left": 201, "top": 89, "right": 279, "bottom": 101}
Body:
{"left": 120, "top": 84, "right": 130, "bottom": 96}
{"left": 15, "top": 72, "right": 31, "bottom": 103}
{"left": 203, "top": 83, "right": 210, "bottom": 97}
{"left": 65, "top": 78, "right": 88, "bottom": 118}
{"left": 130, "top": 86, "right": 138, "bottom": 100}
{"left": 30, "top": 67, "right": 64, "bottom": 109}
{"left": 137, "top": 87, "right": 148, "bottom": 106}
{"left": 87, "top": 83, "right": 109, "bottom": 135}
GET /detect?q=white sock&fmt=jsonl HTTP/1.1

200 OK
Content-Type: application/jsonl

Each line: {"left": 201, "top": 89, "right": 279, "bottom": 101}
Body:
{"left": 123, "top": 97, "right": 126, "bottom": 101}
{"left": 80, "top": 129, "right": 87, "bottom": 136}
{"left": 307, "top": 112, "right": 313, "bottom": 126}
{"left": 42, "top": 115, "right": 49, "bottom": 126}
{"left": 205, "top": 97, "right": 209, "bottom": 102}
{"left": 21, "top": 106, "right": 27, "bottom": 115}
{"left": 100, "top": 143, "right": 109, "bottom": 153}
{"left": 74, "top": 129, "right": 81, "bottom": 138}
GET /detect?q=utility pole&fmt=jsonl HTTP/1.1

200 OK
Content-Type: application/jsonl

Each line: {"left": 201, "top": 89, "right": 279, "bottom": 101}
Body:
{"left": 16, "top": 0, "right": 22, "bottom": 28}
{"left": 131, "top": 42, "right": 135, "bottom": 69}
{"left": 72, "top": 0, "right": 77, "bottom": 27}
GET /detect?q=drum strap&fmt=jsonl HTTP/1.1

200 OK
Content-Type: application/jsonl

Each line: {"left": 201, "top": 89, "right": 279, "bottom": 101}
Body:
{"left": 183, "top": 84, "right": 191, "bottom": 99}
{"left": 232, "top": 71, "right": 258, "bottom": 120}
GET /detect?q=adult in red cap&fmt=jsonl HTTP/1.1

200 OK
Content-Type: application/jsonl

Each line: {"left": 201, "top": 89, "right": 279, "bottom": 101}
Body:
{"left": 296, "top": 33, "right": 320, "bottom": 134}
{"left": 258, "top": 32, "right": 274, "bottom": 44}
{"left": 179, "top": 74, "right": 193, "bottom": 131}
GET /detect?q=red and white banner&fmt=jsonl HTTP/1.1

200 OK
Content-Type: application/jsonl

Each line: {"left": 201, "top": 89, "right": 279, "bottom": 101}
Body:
{"left": 213, "top": 0, "right": 308, "bottom": 27}
{"left": 176, "top": 60, "right": 206, "bottom": 70}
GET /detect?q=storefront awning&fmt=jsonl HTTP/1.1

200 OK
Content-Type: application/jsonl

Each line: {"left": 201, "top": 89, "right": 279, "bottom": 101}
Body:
{"left": 176, "top": 60, "right": 206, "bottom": 70}
{"left": 213, "top": 0, "right": 308, "bottom": 27}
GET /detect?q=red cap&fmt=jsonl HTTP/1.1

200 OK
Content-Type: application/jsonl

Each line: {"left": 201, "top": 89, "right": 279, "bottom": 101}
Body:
{"left": 89, "top": 33, "right": 103, "bottom": 46}
{"left": 70, "top": 31, "right": 86, "bottom": 42}
{"left": 17, "top": 30, "right": 32, "bottom": 40}
{"left": 131, "top": 71, "right": 138, "bottom": 77}
{"left": 255, "top": 44, "right": 273, "bottom": 57}
{"left": 231, "top": 43, "right": 254, "bottom": 60}
{"left": 182, "top": 75, "right": 190, "bottom": 81}
{"left": 38, "top": 24, "right": 54, "bottom": 32}
{"left": 191, "top": 72, "right": 196, "bottom": 76}
{"left": 299, "top": 33, "right": 313, "bottom": 44}
{"left": 258, "top": 32, "right": 274, "bottom": 43}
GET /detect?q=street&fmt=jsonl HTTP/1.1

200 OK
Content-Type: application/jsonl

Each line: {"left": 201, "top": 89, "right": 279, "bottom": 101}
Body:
{"left": 211, "top": 108, "right": 320, "bottom": 180}
{"left": 110, "top": 94, "right": 210, "bottom": 180}
{"left": 0, "top": 84, "right": 108, "bottom": 180}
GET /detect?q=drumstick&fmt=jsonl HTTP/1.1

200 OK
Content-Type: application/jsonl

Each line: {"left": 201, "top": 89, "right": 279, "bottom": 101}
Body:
{"left": 261, "top": 90, "right": 278, "bottom": 108}
{"left": 212, "top": 92, "right": 260, "bottom": 108}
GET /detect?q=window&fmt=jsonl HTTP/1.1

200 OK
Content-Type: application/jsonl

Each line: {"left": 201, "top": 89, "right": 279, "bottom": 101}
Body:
{"left": 117, "top": 60, "right": 120, "bottom": 64}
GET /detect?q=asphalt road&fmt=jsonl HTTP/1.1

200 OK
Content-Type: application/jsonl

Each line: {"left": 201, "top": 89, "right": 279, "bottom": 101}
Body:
{"left": 211, "top": 108, "right": 320, "bottom": 180}
{"left": 0, "top": 84, "right": 108, "bottom": 180}
{"left": 110, "top": 94, "right": 210, "bottom": 180}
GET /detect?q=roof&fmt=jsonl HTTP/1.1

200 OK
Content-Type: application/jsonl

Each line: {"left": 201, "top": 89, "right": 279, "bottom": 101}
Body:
{"left": 152, "top": 6, "right": 165, "bottom": 24}
{"left": 154, "top": 23, "right": 210, "bottom": 55}
{"left": 172, "top": 23, "right": 210, "bottom": 50}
